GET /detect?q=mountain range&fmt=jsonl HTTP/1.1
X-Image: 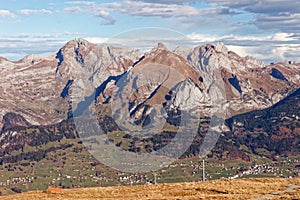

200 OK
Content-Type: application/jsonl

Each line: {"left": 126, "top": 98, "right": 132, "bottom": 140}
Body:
{"left": 0, "top": 39, "right": 299, "bottom": 160}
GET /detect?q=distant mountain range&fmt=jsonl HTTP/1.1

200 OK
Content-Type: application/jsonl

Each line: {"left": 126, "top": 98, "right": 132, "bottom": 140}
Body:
{"left": 0, "top": 39, "right": 299, "bottom": 161}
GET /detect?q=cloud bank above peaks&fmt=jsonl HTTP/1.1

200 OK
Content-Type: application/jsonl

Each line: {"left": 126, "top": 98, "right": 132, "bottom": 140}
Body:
{"left": 65, "top": 0, "right": 234, "bottom": 25}
{"left": 132, "top": 0, "right": 299, "bottom": 33}
{"left": 208, "top": 0, "right": 299, "bottom": 33}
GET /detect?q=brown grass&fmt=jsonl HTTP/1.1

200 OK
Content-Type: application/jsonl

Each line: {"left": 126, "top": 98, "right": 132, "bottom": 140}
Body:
{"left": 43, "top": 187, "right": 64, "bottom": 194}
{"left": 1, "top": 178, "right": 299, "bottom": 200}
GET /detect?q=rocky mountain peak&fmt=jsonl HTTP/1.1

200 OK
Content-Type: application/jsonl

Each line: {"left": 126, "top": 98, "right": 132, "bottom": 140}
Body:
{"left": 156, "top": 42, "right": 168, "bottom": 50}
{"left": 148, "top": 43, "right": 169, "bottom": 54}
{"left": 214, "top": 42, "right": 228, "bottom": 55}
{"left": 61, "top": 38, "right": 96, "bottom": 59}
{"left": 63, "top": 38, "right": 92, "bottom": 49}
{"left": 0, "top": 56, "right": 9, "bottom": 63}
{"left": 56, "top": 38, "right": 97, "bottom": 67}
{"left": 173, "top": 46, "right": 191, "bottom": 58}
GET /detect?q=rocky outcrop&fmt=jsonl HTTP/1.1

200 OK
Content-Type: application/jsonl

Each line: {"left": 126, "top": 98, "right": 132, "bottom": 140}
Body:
{"left": 166, "top": 78, "right": 210, "bottom": 115}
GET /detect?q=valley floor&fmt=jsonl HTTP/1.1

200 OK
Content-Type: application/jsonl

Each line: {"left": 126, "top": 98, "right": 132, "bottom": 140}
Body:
{"left": 0, "top": 178, "right": 299, "bottom": 200}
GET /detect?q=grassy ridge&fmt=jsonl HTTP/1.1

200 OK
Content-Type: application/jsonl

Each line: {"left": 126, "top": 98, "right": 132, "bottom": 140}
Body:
{"left": 0, "top": 178, "right": 299, "bottom": 200}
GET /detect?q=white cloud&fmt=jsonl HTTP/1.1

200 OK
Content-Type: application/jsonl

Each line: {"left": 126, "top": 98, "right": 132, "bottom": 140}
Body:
{"left": 254, "top": 13, "right": 300, "bottom": 33}
{"left": 187, "top": 33, "right": 227, "bottom": 42}
{"left": 0, "top": 39, "right": 64, "bottom": 61}
{"left": 2, "top": 32, "right": 86, "bottom": 39}
{"left": 64, "top": 6, "right": 83, "bottom": 14}
{"left": 19, "top": 9, "right": 53, "bottom": 15}
{"left": 85, "top": 37, "right": 109, "bottom": 44}
{"left": 64, "top": 3, "right": 115, "bottom": 24}
{"left": 135, "top": 0, "right": 195, "bottom": 4}
{"left": 0, "top": 10, "right": 14, "bottom": 17}
{"left": 227, "top": 44, "right": 300, "bottom": 63}
{"left": 94, "top": 10, "right": 115, "bottom": 25}
{"left": 270, "top": 33, "right": 296, "bottom": 42}
{"left": 64, "top": 0, "right": 228, "bottom": 25}
{"left": 67, "top": 1, "right": 96, "bottom": 6}
{"left": 187, "top": 32, "right": 297, "bottom": 43}
{"left": 207, "top": 0, "right": 300, "bottom": 33}
{"left": 105, "top": 1, "right": 202, "bottom": 17}
{"left": 64, "top": 0, "right": 300, "bottom": 35}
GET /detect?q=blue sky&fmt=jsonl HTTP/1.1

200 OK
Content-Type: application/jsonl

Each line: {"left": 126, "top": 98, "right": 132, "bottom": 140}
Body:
{"left": 0, "top": 0, "right": 299, "bottom": 63}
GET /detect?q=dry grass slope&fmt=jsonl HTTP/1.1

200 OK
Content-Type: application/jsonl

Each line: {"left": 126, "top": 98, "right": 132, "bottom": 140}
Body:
{"left": 0, "top": 178, "right": 299, "bottom": 200}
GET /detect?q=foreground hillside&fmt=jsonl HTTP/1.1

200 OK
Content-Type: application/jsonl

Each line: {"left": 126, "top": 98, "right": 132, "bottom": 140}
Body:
{"left": 0, "top": 178, "right": 299, "bottom": 200}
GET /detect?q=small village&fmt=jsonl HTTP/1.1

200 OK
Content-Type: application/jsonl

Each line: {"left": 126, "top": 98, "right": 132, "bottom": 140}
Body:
{"left": 0, "top": 156, "right": 299, "bottom": 190}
